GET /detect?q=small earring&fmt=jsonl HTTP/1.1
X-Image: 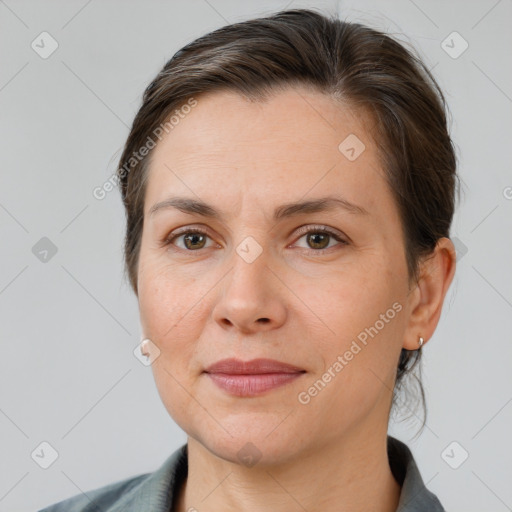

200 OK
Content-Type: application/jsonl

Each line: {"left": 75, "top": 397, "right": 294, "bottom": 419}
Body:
{"left": 418, "top": 336, "right": 424, "bottom": 348}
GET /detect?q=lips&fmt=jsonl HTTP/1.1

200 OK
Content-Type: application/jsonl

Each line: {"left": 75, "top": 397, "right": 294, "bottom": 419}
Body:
{"left": 204, "top": 358, "right": 306, "bottom": 397}
{"left": 204, "top": 358, "right": 305, "bottom": 375}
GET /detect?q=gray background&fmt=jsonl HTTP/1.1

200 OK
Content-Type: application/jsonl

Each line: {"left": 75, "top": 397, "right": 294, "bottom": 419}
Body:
{"left": 1, "top": 0, "right": 511, "bottom": 510}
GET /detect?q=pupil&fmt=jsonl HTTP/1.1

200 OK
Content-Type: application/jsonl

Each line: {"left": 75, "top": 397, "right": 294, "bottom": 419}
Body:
{"left": 309, "top": 233, "right": 328, "bottom": 249}
{"left": 185, "top": 233, "right": 205, "bottom": 249}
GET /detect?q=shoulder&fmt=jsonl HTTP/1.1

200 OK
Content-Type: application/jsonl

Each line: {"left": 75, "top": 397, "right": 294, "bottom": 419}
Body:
{"left": 38, "top": 444, "right": 188, "bottom": 512}
{"left": 37, "top": 473, "right": 151, "bottom": 512}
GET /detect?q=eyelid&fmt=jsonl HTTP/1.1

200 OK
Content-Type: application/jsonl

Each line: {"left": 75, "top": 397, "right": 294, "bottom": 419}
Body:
{"left": 292, "top": 224, "right": 349, "bottom": 243}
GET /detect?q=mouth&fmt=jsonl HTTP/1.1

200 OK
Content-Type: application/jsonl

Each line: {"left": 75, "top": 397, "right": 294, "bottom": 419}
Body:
{"left": 204, "top": 358, "right": 306, "bottom": 397}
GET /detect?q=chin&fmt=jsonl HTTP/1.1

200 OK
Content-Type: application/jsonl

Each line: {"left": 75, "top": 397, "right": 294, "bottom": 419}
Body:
{"left": 190, "top": 420, "right": 308, "bottom": 469}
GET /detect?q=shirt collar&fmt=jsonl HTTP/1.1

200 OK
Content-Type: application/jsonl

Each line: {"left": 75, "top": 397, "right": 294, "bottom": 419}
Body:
{"left": 112, "top": 436, "right": 444, "bottom": 511}
{"left": 388, "top": 435, "right": 446, "bottom": 511}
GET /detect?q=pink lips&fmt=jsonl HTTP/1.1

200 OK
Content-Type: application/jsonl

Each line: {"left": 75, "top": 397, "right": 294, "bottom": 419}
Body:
{"left": 204, "top": 358, "right": 305, "bottom": 397}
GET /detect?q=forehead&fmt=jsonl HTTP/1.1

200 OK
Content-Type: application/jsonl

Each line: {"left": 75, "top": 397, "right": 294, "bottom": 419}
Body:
{"left": 144, "top": 86, "right": 389, "bottom": 218}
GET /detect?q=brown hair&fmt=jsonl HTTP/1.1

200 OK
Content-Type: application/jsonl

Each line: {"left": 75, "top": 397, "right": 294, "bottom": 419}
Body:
{"left": 116, "top": 8, "right": 459, "bottom": 431}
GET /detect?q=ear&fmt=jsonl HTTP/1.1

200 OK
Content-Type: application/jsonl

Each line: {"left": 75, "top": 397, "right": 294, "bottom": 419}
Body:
{"left": 403, "top": 237, "right": 457, "bottom": 350}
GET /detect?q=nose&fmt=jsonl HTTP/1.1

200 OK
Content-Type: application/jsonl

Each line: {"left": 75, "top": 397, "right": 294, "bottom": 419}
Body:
{"left": 211, "top": 242, "right": 287, "bottom": 335}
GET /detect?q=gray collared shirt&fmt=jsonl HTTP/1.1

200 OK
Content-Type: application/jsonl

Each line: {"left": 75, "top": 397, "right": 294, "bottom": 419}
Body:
{"left": 38, "top": 435, "right": 445, "bottom": 511}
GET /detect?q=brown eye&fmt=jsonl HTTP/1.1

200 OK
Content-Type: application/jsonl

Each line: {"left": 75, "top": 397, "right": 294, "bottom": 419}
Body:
{"left": 306, "top": 232, "right": 330, "bottom": 250}
{"left": 165, "top": 228, "right": 215, "bottom": 251}
{"left": 293, "top": 226, "right": 348, "bottom": 254}
{"left": 182, "top": 232, "right": 207, "bottom": 250}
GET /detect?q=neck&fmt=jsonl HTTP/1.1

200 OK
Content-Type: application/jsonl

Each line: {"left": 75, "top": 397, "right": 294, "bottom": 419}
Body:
{"left": 173, "top": 426, "right": 401, "bottom": 512}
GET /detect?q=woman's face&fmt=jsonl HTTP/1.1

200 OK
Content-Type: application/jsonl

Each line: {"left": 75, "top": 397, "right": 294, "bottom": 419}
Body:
{"left": 137, "top": 86, "right": 415, "bottom": 464}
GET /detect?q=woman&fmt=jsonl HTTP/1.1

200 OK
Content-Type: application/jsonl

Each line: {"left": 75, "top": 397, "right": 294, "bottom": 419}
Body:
{"left": 40, "top": 7, "right": 457, "bottom": 512}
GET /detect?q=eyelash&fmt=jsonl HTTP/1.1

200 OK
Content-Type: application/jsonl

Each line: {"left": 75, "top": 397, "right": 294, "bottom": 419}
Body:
{"left": 162, "top": 225, "right": 348, "bottom": 256}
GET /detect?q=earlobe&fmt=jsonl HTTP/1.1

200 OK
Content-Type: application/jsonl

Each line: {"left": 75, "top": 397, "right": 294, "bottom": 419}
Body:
{"left": 402, "top": 237, "right": 457, "bottom": 350}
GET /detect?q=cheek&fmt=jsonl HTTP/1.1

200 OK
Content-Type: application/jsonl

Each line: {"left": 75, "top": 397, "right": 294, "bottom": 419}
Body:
{"left": 138, "top": 266, "right": 203, "bottom": 419}
{"left": 308, "top": 257, "right": 405, "bottom": 381}
{"left": 137, "top": 259, "right": 214, "bottom": 379}
{"left": 138, "top": 273, "right": 177, "bottom": 339}
{"left": 314, "top": 258, "right": 399, "bottom": 329}
{"left": 298, "top": 272, "right": 404, "bottom": 428}
{"left": 139, "top": 272, "right": 211, "bottom": 436}
{"left": 138, "top": 247, "right": 197, "bottom": 329}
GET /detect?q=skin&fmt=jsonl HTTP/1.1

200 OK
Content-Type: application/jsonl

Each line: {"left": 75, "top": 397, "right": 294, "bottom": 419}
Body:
{"left": 136, "top": 85, "right": 456, "bottom": 512}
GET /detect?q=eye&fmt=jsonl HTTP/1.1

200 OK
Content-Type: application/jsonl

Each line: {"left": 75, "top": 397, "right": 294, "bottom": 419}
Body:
{"left": 162, "top": 225, "right": 348, "bottom": 254}
{"left": 292, "top": 225, "right": 348, "bottom": 254}
{"left": 164, "top": 227, "right": 216, "bottom": 251}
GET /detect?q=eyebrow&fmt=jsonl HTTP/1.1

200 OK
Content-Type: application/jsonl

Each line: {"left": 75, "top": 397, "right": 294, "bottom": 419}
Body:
{"left": 148, "top": 196, "right": 370, "bottom": 220}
